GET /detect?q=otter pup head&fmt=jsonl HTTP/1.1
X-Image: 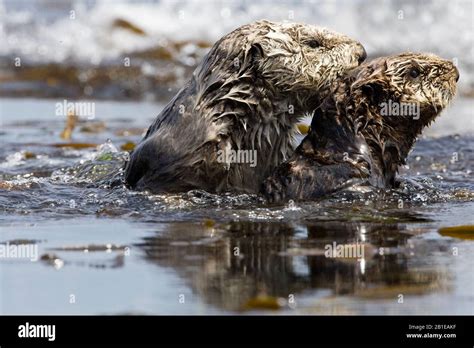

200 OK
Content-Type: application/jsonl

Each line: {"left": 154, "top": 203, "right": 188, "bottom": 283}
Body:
{"left": 351, "top": 52, "right": 459, "bottom": 165}
{"left": 262, "top": 53, "right": 459, "bottom": 202}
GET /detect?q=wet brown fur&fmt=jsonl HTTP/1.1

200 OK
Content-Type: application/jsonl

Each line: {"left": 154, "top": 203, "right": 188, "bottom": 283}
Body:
{"left": 124, "top": 20, "right": 366, "bottom": 193}
{"left": 262, "top": 53, "right": 459, "bottom": 202}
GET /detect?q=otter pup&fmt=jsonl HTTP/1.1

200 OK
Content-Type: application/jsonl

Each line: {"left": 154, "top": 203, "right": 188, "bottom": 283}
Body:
{"left": 125, "top": 20, "right": 366, "bottom": 193}
{"left": 262, "top": 53, "right": 459, "bottom": 202}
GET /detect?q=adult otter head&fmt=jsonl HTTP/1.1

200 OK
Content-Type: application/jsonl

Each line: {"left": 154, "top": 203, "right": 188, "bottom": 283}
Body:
{"left": 238, "top": 20, "right": 367, "bottom": 97}
{"left": 125, "top": 20, "right": 366, "bottom": 193}
{"left": 192, "top": 20, "right": 366, "bottom": 111}
{"left": 262, "top": 53, "right": 459, "bottom": 202}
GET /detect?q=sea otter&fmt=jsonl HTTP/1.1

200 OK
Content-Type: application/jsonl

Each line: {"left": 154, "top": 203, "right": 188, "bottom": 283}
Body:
{"left": 124, "top": 20, "right": 366, "bottom": 193}
{"left": 262, "top": 53, "right": 459, "bottom": 202}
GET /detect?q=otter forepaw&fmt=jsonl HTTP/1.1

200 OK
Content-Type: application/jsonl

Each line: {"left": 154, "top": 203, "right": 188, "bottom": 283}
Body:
{"left": 261, "top": 176, "right": 288, "bottom": 204}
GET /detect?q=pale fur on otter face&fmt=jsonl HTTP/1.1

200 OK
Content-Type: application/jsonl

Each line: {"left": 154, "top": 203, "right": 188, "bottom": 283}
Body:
{"left": 351, "top": 53, "right": 458, "bottom": 172}
{"left": 124, "top": 20, "right": 366, "bottom": 193}
{"left": 262, "top": 53, "right": 458, "bottom": 202}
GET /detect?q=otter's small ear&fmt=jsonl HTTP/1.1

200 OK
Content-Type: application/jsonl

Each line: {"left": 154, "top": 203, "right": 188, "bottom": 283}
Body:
{"left": 241, "top": 43, "right": 265, "bottom": 73}
{"left": 249, "top": 43, "right": 264, "bottom": 60}
{"left": 351, "top": 65, "right": 389, "bottom": 104}
{"left": 359, "top": 80, "right": 387, "bottom": 104}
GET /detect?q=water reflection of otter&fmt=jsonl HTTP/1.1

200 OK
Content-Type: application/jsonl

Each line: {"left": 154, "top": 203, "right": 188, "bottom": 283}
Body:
{"left": 263, "top": 53, "right": 459, "bottom": 202}
{"left": 124, "top": 20, "right": 366, "bottom": 194}
{"left": 138, "top": 221, "right": 447, "bottom": 312}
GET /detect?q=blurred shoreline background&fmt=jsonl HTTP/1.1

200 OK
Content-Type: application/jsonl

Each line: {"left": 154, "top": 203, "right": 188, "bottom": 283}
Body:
{"left": 0, "top": 0, "right": 473, "bottom": 102}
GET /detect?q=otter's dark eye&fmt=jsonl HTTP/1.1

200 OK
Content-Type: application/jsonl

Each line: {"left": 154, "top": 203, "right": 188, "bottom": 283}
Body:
{"left": 306, "top": 40, "right": 320, "bottom": 49}
{"left": 409, "top": 68, "right": 420, "bottom": 78}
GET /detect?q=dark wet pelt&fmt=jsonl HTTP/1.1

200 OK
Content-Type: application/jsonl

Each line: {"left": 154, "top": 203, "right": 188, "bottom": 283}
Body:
{"left": 0, "top": 97, "right": 473, "bottom": 315}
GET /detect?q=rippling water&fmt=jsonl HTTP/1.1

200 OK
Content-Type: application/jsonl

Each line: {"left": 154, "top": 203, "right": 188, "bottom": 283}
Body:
{"left": 0, "top": 97, "right": 472, "bottom": 314}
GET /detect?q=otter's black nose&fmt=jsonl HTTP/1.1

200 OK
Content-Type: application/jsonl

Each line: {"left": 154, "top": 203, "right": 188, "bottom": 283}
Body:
{"left": 357, "top": 44, "right": 367, "bottom": 64}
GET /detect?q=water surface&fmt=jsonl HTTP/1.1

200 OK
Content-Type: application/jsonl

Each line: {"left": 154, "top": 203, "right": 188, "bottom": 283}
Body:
{"left": 1, "top": 97, "right": 472, "bottom": 315}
